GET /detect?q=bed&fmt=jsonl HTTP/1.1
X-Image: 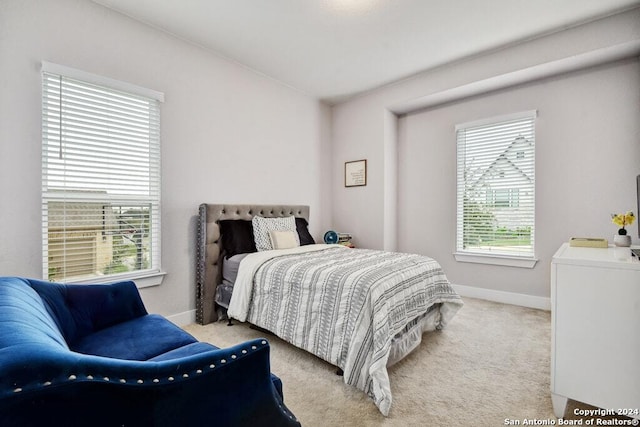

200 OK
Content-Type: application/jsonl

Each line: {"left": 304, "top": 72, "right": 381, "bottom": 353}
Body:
{"left": 196, "top": 203, "right": 463, "bottom": 416}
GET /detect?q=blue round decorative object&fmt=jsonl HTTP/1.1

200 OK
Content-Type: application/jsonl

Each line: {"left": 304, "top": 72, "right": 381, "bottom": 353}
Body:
{"left": 323, "top": 230, "right": 339, "bottom": 244}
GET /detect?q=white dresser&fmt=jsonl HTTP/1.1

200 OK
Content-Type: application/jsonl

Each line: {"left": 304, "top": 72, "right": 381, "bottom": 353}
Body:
{"left": 550, "top": 243, "right": 640, "bottom": 418}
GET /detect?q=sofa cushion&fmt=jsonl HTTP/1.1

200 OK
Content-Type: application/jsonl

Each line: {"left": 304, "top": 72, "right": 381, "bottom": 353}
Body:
{"left": 71, "top": 314, "right": 197, "bottom": 360}
{"left": 28, "top": 278, "right": 147, "bottom": 345}
{"left": 148, "top": 342, "right": 219, "bottom": 362}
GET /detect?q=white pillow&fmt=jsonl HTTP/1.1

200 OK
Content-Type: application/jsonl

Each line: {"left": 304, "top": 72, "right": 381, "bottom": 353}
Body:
{"left": 269, "top": 230, "right": 300, "bottom": 250}
{"left": 252, "top": 215, "right": 299, "bottom": 251}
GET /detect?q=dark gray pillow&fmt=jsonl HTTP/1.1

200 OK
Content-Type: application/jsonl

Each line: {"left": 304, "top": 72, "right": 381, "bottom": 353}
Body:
{"left": 295, "top": 217, "right": 315, "bottom": 246}
{"left": 219, "top": 220, "right": 257, "bottom": 258}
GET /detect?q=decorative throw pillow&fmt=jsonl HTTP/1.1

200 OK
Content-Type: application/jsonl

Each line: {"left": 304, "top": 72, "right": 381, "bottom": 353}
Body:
{"left": 219, "top": 220, "right": 257, "bottom": 258}
{"left": 295, "top": 217, "right": 315, "bottom": 246}
{"left": 252, "top": 215, "right": 299, "bottom": 251}
{"left": 269, "top": 230, "right": 300, "bottom": 250}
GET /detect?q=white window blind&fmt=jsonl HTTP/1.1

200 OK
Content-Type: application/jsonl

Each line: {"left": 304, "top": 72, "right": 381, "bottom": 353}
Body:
{"left": 456, "top": 111, "right": 536, "bottom": 259}
{"left": 42, "top": 63, "right": 162, "bottom": 283}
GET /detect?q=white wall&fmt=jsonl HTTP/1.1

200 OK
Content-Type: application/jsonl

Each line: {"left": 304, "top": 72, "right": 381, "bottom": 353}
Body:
{"left": 0, "top": 0, "right": 331, "bottom": 318}
{"left": 398, "top": 60, "right": 640, "bottom": 299}
{"left": 331, "top": 8, "right": 640, "bottom": 302}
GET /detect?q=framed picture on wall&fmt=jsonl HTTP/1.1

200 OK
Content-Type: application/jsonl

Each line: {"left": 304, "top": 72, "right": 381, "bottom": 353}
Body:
{"left": 345, "top": 159, "right": 367, "bottom": 187}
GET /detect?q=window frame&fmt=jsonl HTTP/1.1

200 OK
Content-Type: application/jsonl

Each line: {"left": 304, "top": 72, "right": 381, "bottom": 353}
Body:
{"left": 41, "top": 62, "right": 165, "bottom": 287}
{"left": 454, "top": 110, "right": 538, "bottom": 268}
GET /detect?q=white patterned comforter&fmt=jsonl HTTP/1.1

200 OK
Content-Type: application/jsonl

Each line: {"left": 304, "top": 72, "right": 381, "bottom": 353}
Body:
{"left": 228, "top": 244, "right": 463, "bottom": 415}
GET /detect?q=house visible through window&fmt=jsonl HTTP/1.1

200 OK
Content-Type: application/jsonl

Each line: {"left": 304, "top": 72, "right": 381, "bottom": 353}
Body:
{"left": 455, "top": 111, "right": 536, "bottom": 260}
{"left": 42, "top": 62, "right": 164, "bottom": 284}
{"left": 487, "top": 188, "right": 519, "bottom": 208}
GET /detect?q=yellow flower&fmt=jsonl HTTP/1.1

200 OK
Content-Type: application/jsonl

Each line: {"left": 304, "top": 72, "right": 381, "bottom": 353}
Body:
{"left": 611, "top": 211, "right": 635, "bottom": 228}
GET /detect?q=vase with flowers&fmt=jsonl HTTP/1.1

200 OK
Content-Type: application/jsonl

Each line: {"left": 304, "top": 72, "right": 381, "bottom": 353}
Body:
{"left": 611, "top": 211, "right": 635, "bottom": 247}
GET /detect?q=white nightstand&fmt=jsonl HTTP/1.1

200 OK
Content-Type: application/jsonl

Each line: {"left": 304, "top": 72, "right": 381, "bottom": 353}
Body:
{"left": 550, "top": 243, "right": 640, "bottom": 419}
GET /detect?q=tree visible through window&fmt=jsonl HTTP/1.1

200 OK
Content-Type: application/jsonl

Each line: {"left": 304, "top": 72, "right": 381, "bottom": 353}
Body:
{"left": 456, "top": 111, "right": 536, "bottom": 258}
{"left": 42, "top": 63, "right": 163, "bottom": 283}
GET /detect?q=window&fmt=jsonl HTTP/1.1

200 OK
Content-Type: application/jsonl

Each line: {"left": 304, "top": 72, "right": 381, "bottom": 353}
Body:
{"left": 487, "top": 188, "right": 519, "bottom": 208}
{"left": 42, "top": 62, "right": 164, "bottom": 286}
{"left": 455, "top": 111, "right": 536, "bottom": 265}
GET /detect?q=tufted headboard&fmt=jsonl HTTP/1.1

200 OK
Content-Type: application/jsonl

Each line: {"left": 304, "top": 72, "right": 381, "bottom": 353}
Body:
{"left": 196, "top": 204, "right": 310, "bottom": 325}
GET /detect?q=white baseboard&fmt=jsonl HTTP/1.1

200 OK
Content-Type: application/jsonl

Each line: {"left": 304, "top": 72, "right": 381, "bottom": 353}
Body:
{"left": 451, "top": 283, "right": 550, "bottom": 311}
{"left": 166, "top": 309, "right": 196, "bottom": 327}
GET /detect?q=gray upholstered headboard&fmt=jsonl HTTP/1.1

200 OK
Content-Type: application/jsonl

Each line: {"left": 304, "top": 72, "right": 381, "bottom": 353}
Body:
{"left": 196, "top": 204, "right": 310, "bottom": 325}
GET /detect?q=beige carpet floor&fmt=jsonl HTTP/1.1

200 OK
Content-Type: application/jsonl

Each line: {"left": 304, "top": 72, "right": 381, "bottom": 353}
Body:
{"left": 184, "top": 298, "right": 632, "bottom": 427}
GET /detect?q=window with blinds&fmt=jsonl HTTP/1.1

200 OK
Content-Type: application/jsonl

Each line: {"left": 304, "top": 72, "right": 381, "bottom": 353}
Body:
{"left": 42, "top": 63, "right": 163, "bottom": 283}
{"left": 456, "top": 111, "right": 536, "bottom": 259}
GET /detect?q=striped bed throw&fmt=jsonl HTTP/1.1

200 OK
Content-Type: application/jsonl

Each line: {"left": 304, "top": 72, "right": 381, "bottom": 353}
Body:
{"left": 228, "top": 244, "right": 463, "bottom": 416}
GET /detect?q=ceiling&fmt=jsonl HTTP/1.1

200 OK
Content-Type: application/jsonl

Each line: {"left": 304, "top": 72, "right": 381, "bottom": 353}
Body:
{"left": 91, "top": 0, "right": 639, "bottom": 104}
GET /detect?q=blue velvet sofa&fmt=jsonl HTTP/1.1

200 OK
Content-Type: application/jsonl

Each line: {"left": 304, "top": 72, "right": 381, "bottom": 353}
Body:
{"left": 0, "top": 277, "right": 301, "bottom": 426}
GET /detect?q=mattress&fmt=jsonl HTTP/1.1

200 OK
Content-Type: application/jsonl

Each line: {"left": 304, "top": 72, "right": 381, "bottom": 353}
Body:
{"left": 214, "top": 253, "right": 248, "bottom": 308}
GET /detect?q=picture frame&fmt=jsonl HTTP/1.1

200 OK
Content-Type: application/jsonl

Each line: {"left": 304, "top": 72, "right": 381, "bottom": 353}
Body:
{"left": 345, "top": 159, "right": 367, "bottom": 187}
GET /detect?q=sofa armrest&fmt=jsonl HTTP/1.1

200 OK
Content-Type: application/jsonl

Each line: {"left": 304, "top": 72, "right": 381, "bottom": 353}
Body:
{"left": 0, "top": 338, "right": 301, "bottom": 427}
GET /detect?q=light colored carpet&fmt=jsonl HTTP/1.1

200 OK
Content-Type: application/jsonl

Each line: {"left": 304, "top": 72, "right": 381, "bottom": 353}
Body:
{"left": 183, "top": 298, "right": 630, "bottom": 427}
